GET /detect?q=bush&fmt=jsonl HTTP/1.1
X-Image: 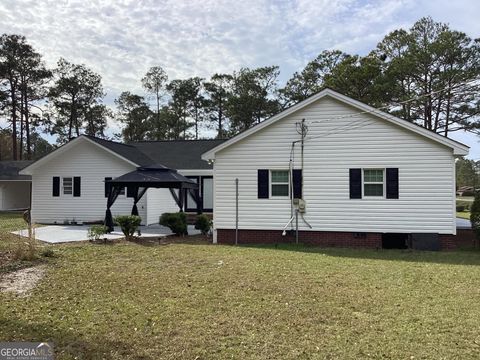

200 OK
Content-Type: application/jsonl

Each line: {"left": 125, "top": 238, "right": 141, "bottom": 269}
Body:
{"left": 160, "top": 212, "right": 187, "bottom": 236}
{"left": 114, "top": 215, "right": 142, "bottom": 240}
{"left": 40, "top": 248, "right": 56, "bottom": 258}
{"left": 13, "top": 240, "right": 37, "bottom": 261}
{"left": 470, "top": 192, "right": 480, "bottom": 247}
{"left": 456, "top": 205, "right": 466, "bottom": 212}
{"left": 457, "top": 200, "right": 472, "bottom": 211}
{"left": 87, "top": 225, "right": 108, "bottom": 242}
{"left": 194, "top": 214, "right": 211, "bottom": 235}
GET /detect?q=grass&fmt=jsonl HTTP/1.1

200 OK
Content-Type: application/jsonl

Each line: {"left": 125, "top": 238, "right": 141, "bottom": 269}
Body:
{"left": 0, "top": 212, "right": 46, "bottom": 272}
{"left": 456, "top": 211, "right": 471, "bottom": 219}
{"left": 0, "top": 238, "right": 479, "bottom": 359}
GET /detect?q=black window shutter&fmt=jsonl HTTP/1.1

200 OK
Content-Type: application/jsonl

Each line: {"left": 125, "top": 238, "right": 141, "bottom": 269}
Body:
{"left": 104, "top": 177, "right": 112, "bottom": 197}
{"left": 349, "top": 169, "right": 362, "bottom": 199}
{"left": 257, "top": 169, "right": 269, "bottom": 199}
{"left": 52, "top": 177, "right": 60, "bottom": 197}
{"left": 73, "top": 177, "right": 81, "bottom": 197}
{"left": 292, "top": 169, "right": 302, "bottom": 199}
{"left": 386, "top": 168, "right": 399, "bottom": 199}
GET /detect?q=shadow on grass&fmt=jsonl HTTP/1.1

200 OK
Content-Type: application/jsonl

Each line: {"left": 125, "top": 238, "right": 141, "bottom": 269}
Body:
{"left": 240, "top": 243, "right": 480, "bottom": 266}
{"left": 0, "top": 317, "right": 134, "bottom": 359}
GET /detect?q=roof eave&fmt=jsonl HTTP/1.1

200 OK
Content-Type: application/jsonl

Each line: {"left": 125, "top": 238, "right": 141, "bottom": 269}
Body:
{"left": 19, "top": 136, "right": 140, "bottom": 175}
{"left": 201, "top": 88, "right": 470, "bottom": 159}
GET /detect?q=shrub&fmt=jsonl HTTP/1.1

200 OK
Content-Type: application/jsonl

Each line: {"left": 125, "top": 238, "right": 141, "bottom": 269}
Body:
{"left": 13, "top": 240, "right": 37, "bottom": 261}
{"left": 470, "top": 192, "right": 480, "bottom": 248}
{"left": 456, "top": 205, "right": 465, "bottom": 212}
{"left": 40, "top": 248, "right": 56, "bottom": 258}
{"left": 160, "top": 212, "right": 187, "bottom": 236}
{"left": 195, "top": 214, "right": 211, "bottom": 235}
{"left": 457, "top": 200, "right": 472, "bottom": 211}
{"left": 114, "top": 215, "right": 142, "bottom": 240}
{"left": 87, "top": 225, "right": 108, "bottom": 242}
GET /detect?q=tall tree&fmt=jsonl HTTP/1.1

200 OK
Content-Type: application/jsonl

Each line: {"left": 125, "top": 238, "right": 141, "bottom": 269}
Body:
{"left": 48, "top": 58, "right": 105, "bottom": 143}
{"left": 186, "top": 77, "right": 205, "bottom": 140}
{"left": 280, "top": 50, "right": 348, "bottom": 106}
{"left": 166, "top": 79, "right": 197, "bottom": 139}
{"left": 0, "top": 34, "right": 31, "bottom": 159}
{"left": 84, "top": 104, "right": 111, "bottom": 138}
{"left": 142, "top": 66, "right": 168, "bottom": 125}
{"left": 204, "top": 73, "right": 233, "bottom": 139}
{"left": 227, "top": 66, "right": 280, "bottom": 134}
{"left": 456, "top": 158, "right": 478, "bottom": 188}
{"left": 115, "top": 91, "right": 152, "bottom": 142}
{"left": 323, "top": 54, "right": 392, "bottom": 107}
{"left": 374, "top": 17, "right": 480, "bottom": 134}
{"left": 17, "top": 46, "right": 51, "bottom": 159}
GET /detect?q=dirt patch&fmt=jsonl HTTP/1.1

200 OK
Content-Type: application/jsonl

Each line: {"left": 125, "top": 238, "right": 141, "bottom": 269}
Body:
{"left": 0, "top": 265, "right": 46, "bottom": 296}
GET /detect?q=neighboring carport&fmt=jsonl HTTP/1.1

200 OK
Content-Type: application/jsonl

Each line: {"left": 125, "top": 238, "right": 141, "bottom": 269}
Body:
{"left": 104, "top": 164, "right": 199, "bottom": 232}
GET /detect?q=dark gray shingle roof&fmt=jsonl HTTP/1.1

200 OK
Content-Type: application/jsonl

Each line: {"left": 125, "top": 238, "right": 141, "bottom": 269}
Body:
{"left": 0, "top": 160, "right": 33, "bottom": 180}
{"left": 84, "top": 136, "right": 155, "bottom": 166}
{"left": 130, "top": 139, "right": 226, "bottom": 169}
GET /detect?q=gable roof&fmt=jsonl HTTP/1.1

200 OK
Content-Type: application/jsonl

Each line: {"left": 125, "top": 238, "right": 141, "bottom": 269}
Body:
{"left": 85, "top": 136, "right": 154, "bottom": 166}
{"left": 20, "top": 135, "right": 227, "bottom": 175}
{"left": 0, "top": 160, "right": 33, "bottom": 180}
{"left": 202, "top": 88, "right": 469, "bottom": 159}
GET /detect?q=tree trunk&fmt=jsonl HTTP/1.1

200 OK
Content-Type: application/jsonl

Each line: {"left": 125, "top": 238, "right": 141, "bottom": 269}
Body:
{"left": 19, "top": 87, "right": 24, "bottom": 160}
{"left": 68, "top": 97, "right": 75, "bottom": 140}
{"left": 10, "top": 80, "right": 18, "bottom": 160}
{"left": 218, "top": 100, "right": 223, "bottom": 139}
{"left": 24, "top": 88, "right": 31, "bottom": 159}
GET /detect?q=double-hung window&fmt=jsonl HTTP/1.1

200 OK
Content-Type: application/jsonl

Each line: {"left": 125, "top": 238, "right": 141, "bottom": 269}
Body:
{"left": 271, "top": 170, "right": 289, "bottom": 197}
{"left": 62, "top": 177, "right": 73, "bottom": 195}
{"left": 363, "top": 169, "right": 384, "bottom": 197}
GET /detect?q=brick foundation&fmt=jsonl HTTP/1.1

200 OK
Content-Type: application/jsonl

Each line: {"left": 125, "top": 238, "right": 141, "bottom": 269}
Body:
{"left": 217, "top": 229, "right": 475, "bottom": 251}
{"left": 217, "top": 229, "right": 382, "bottom": 248}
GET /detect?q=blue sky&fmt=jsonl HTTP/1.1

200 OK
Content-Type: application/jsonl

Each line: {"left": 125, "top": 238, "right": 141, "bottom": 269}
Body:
{"left": 0, "top": 0, "right": 479, "bottom": 157}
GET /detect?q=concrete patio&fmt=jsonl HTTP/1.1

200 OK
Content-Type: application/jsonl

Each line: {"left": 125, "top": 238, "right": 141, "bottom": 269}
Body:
{"left": 12, "top": 224, "right": 200, "bottom": 244}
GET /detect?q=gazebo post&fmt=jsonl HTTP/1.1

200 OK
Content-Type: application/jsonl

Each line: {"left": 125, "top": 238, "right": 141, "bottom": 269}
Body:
{"left": 178, "top": 184, "right": 184, "bottom": 212}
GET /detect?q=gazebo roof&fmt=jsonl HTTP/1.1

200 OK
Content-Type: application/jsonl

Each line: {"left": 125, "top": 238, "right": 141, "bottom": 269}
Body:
{"left": 107, "top": 164, "right": 198, "bottom": 189}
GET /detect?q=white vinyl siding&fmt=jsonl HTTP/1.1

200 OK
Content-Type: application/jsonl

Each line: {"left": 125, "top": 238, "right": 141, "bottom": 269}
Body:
{"left": 30, "top": 139, "right": 147, "bottom": 224}
{"left": 212, "top": 96, "right": 456, "bottom": 235}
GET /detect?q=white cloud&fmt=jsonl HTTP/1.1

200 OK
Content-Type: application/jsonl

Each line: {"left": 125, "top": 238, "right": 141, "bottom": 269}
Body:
{"left": 0, "top": 0, "right": 479, "bottom": 155}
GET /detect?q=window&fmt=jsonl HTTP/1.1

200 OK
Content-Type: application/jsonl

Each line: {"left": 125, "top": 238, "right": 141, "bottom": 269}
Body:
{"left": 271, "top": 170, "right": 289, "bottom": 197}
{"left": 202, "top": 177, "right": 213, "bottom": 211}
{"left": 62, "top": 177, "right": 73, "bottom": 195}
{"left": 363, "top": 169, "right": 384, "bottom": 197}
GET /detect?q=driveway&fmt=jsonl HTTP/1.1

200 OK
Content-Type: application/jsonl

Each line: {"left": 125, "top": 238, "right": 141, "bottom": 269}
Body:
{"left": 12, "top": 224, "right": 200, "bottom": 244}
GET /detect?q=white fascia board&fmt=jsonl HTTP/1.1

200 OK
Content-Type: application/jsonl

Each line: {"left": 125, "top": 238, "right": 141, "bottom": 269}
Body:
{"left": 201, "top": 88, "right": 469, "bottom": 159}
{"left": 19, "top": 136, "right": 139, "bottom": 175}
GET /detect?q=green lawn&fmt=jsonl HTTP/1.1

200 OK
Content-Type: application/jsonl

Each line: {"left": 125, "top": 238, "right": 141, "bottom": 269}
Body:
{"left": 456, "top": 211, "right": 471, "bottom": 219}
{"left": 1, "top": 238, "right": 480, "bottom": 359}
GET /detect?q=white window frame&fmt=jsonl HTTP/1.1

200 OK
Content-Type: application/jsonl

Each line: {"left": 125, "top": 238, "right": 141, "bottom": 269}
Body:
{"left": 270, "top": 169, "right": 290, "bottom": 198}
{"left": 62, "top": 177, "right": 73, "bottom": 196}
{"left": 362, "top": 168, "right": 385, "bottom": 198}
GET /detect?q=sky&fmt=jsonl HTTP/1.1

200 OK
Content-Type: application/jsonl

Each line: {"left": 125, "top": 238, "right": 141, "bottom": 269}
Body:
{"left": 1, "top": 0, "right": 479, "bottom": 157}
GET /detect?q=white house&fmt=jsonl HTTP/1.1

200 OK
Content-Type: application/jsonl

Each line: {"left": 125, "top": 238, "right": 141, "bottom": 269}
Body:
{"left": 19, "top": 136, "right": 224, "bottom": 225}
{"left": 202, "top": 89, "right": 469, "bottom": 249}
{"left": 0, "top": 160, "right": 32, "bottom": 211}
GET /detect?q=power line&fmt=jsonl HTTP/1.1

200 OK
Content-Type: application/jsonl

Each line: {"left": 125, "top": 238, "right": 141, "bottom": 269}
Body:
{"left": 306, "top": 78, "right": 480, "bottom": 125}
